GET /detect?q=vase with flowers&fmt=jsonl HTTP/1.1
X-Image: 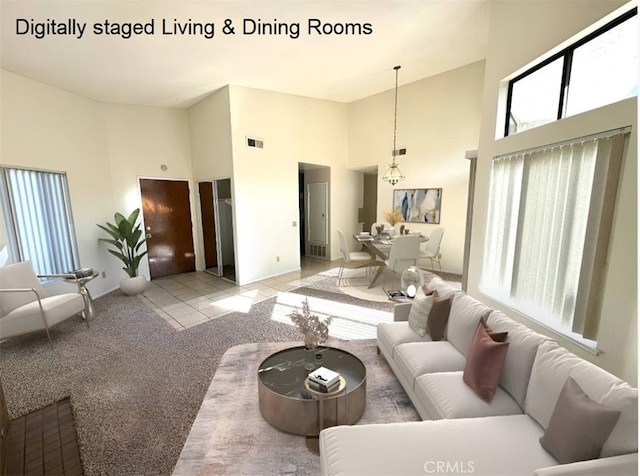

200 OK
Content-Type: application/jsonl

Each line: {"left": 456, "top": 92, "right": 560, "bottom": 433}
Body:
{"left": 289, "top": 298, "right": 332, "bottom": 369}
{"left": 384, "top": 209, "right": 403, "bottom": 226}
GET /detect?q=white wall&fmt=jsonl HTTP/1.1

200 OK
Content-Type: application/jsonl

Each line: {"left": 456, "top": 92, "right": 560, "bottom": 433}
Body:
{"left": 469, "top": 0, "right": 637, "bottom": 384}
{"left": 0, "top": 70, "right": 196, "bottom": 297}
{"left": 101, "top": 103, "right": 196, "bottom": 281}
{"left": 0, "top": 70, "right": 115, "bottom": 296}
{"left": 348, "top": 61, "right": 486, "bottom": 274}
{"left": 227, "top": 86, "right": 354, "bottom": 285}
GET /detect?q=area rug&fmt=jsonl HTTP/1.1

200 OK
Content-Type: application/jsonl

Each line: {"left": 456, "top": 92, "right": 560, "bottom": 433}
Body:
{"left": 173, "top": 340, "right": 420, "bottom": 476}
{"left": 296, "top": 267, "right": 462, "bottom": 304}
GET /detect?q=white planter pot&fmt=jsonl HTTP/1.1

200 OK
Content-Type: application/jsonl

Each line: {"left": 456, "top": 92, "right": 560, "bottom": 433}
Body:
{"left": 120, "top": 276, "right": 147, "bottom": 296}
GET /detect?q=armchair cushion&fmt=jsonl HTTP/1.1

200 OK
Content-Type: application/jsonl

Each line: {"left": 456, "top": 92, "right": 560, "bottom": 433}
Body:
{"left": 0, "top": 261, "right": 46, "bottom": 316}
{"left": 0, "top": 261, "right": 85, "bottom": 340}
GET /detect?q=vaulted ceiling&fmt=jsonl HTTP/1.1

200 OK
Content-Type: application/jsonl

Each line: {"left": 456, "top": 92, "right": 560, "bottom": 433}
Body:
{"left": 1, "top": 1, "right": 490, "bottom": 107}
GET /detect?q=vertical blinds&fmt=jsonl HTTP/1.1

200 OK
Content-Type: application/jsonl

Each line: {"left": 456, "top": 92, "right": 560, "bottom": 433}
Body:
{"left": 1, "top": 167, "right": 78, "bottom": 275}
{"left": 481, "top": 128, "right": 629, "bottom": 341}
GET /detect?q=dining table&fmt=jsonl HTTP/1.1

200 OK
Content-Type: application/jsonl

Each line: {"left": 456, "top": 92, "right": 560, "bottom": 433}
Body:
{"left": 353, "top": 232, "right": 427, "bottom": 289}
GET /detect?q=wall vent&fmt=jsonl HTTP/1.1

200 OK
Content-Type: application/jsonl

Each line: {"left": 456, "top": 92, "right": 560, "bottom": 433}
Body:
{"left": 247, "top": 137, "right": 264, "bottom": 149}
{"left": 392, "top": 147, "right": 407, "bottom": 157}
{"left": 308, "top": 243, "right": 327, "bottom": 259}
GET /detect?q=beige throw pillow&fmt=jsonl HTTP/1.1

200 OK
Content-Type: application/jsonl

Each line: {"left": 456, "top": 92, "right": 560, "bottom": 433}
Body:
{"left": 407, "top": 288, "right": 434, "bottom": 337}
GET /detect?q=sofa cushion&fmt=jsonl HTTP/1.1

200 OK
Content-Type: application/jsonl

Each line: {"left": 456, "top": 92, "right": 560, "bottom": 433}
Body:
{"left": 319, "top": 415, "right": 558, "bottom": 476}
{"left": 377, "top": 322, "right": 431, "bottom": 359}
{"left": 463, "top": 321, "right": 510, "bottom": 402}
{"left": 415, "top": 371, "right": 523, "bottom": 420}
{"left": 486, "top": 310, "right": 550, "bottom": 408}
{"left": 427, "top": 292, "right": 452, "bottom": 341}
{"left": 540, "top": 377, "right": 621, "bottom": 464}
{"left": 525, "top": 340, "right": 637, "bottom": 458}
{"left": 407, "top": 288, "right": 434, "bottom": 337}
{"left": 394, "top": 342, "right": 466, "bottom": 391}
{"left": 424, "top": 275, "right": 459, "bottom": 300}
{"left": 446, "top": 293, "right": 492, "bottom": 357}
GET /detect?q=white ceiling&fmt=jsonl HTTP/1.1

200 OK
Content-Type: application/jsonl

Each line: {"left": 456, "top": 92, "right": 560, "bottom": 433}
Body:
{"left": 1, "top": 1, "right": 491, "bottom": 108}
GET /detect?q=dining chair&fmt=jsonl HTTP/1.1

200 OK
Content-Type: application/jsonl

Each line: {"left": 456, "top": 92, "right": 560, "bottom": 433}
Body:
{"left": 337, "top": 229, "right": 372, "bottom": 286}
{"left": 384, "top": 235, "right": 421, "bottom": 281}
{"left": 419, "top": 227, "right": 444, "bottom": 271}
{"left": 0, "top": 261, "right": 87, "bottom": 342}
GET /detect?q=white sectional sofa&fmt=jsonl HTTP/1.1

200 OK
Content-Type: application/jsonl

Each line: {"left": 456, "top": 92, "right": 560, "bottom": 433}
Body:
{"left": 319, "top": 276, "right": 638, "bottom": 476}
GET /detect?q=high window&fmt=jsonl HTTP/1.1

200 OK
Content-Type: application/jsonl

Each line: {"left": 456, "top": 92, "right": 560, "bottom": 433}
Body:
{"left": 0, "top": 166, "right": 79, "bottom": 276}
{"left": 480, "top": 129, "right": 629, "bottom": 345}
{"left": 505, "top": 8, "right": 637, "bottom": 136}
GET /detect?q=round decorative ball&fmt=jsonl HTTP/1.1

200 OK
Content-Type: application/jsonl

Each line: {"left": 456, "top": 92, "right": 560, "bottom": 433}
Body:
{"left": 401, "top": 266, "right": 424, "bottom": 298}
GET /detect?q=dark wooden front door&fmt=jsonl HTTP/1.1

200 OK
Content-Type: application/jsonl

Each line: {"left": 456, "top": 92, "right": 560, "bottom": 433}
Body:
{"left": 140, "top": 178, "right": 196, "bottom": 279}
{"left": 198, "top": 181, "right": 218, "bottom": 269}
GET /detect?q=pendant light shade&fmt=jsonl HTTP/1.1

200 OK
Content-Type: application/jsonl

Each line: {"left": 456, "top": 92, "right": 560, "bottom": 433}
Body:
{"left": 382, "top": 65, "right": 405, "bottom": 186}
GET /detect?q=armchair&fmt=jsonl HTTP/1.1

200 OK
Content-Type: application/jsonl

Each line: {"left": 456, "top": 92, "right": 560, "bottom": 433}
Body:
{"left": 0, "top": 261, "right": 86, "bottom": 342}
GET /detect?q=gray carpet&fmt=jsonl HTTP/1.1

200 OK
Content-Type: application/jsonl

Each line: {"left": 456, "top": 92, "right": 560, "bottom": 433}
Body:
{"left": 0, "top": 284, "right": 412, "bottom": 475}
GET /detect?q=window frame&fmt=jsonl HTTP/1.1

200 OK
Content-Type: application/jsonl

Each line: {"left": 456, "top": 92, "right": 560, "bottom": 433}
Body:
{"left": 504, "top": 7, "right": 637, "bottom": 137}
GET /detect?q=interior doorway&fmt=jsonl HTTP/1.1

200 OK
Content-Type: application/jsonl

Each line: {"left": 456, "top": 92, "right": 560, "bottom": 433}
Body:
{"left": 298, "top": 163, "right": 330, "bottom": 260}
{"left": 360, "top": 170, "right": 378, "bottom": 234}
{"left": 197, "top": 178, "right": 236, "bottom": 283}
{"left": 140, "top": 178, "right": 196, "bottom": 279}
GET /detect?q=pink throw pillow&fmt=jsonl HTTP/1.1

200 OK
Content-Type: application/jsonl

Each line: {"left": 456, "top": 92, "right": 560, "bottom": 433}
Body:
{"left": 463, "top": 321, "right": 510, "bottom": 402}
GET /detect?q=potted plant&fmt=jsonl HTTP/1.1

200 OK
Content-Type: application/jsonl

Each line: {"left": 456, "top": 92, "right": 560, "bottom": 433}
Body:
{"left": 97, "top": 208, "right": 148, "bottom": 296}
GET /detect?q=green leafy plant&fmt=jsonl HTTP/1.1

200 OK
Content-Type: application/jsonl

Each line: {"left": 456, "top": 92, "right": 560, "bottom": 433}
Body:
{"left": 97, "top": 208, "right": 148, "bottom": 278}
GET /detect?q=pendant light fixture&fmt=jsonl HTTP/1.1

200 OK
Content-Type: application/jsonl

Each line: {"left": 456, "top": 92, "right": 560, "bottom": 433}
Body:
{"left": 382, "top": 65, "right": 405, "bottom": 186}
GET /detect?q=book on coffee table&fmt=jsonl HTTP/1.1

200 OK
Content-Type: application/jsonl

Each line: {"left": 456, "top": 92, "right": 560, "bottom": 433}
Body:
{"left": 306, "top": 378, "right": 340, "bottom": 393}
{"left": 308, "top": 366, "right": 340, "bottom": 388}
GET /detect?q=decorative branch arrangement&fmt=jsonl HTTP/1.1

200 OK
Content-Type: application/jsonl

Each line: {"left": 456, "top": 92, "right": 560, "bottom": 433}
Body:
{"left": 289, "top": 298, "right": 332, "bottom": 349}
{"left": 384, "top": 209, "right": 403, "bottom": 226}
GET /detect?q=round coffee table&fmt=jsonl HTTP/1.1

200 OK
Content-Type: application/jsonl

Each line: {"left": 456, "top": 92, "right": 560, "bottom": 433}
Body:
{"left": 258, "top": 346, "right": 366, "bottom": 438}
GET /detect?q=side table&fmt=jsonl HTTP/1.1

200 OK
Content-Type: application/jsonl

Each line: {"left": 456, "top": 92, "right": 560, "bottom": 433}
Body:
{"left": 303, "top": 376, "right": 347, "bottom": 455}
{"left": 67, "top": 273, "right": 98, "bottom": 321}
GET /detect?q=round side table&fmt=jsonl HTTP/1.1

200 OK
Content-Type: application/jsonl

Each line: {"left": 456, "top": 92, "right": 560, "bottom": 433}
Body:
{"left": 67, "top": 273, "right": 98, "bottom": 320}
{"left": 303, "top": 376, "right": 347, "bottom": 455}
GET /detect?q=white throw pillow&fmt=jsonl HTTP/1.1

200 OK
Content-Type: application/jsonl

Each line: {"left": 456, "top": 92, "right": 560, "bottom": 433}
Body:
{"left": 407, "top": 289, "right": 434, "bottom": 337}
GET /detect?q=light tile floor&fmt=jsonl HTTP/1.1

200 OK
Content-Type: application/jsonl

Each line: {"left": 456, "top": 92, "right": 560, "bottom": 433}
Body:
{"left": 139, "top": 257, "right": 338, "bottom": 331}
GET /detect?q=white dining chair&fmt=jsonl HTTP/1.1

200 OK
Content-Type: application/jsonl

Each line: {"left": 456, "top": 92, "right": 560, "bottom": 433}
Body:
{"left": 384, "top": 235, "right": 421, "bottom": 284}
{"left": 337, "top": 229, "right": 372, "bottom": 286}
{"left": 419, "top": 227, "right": 444, "bottom": 271}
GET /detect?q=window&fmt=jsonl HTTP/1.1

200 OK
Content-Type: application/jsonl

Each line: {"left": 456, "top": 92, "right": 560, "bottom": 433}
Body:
{"left": 505, "top": 8, "right": 637, "bottom": 136}
{"left": 0, "top": 167, "right": 79, "bottom": 276}
{"left": 481, "top": 129, "right": 629, "bottom": 344}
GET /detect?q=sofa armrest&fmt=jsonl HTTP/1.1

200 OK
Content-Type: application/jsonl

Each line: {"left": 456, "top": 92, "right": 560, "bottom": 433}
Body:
{"left": 534, "top": 453, "right": 638, "bottom": 476}
{"left": 393, "top": 303, "right": 412, "bottom": 322}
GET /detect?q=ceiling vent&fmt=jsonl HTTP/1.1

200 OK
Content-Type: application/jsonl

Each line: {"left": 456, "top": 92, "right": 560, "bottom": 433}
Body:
{"left": 392, "top": 147, "right": 407, "bottom": 157}
{"left": 247, "top": 137, "right": 264, "bottom": 149}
